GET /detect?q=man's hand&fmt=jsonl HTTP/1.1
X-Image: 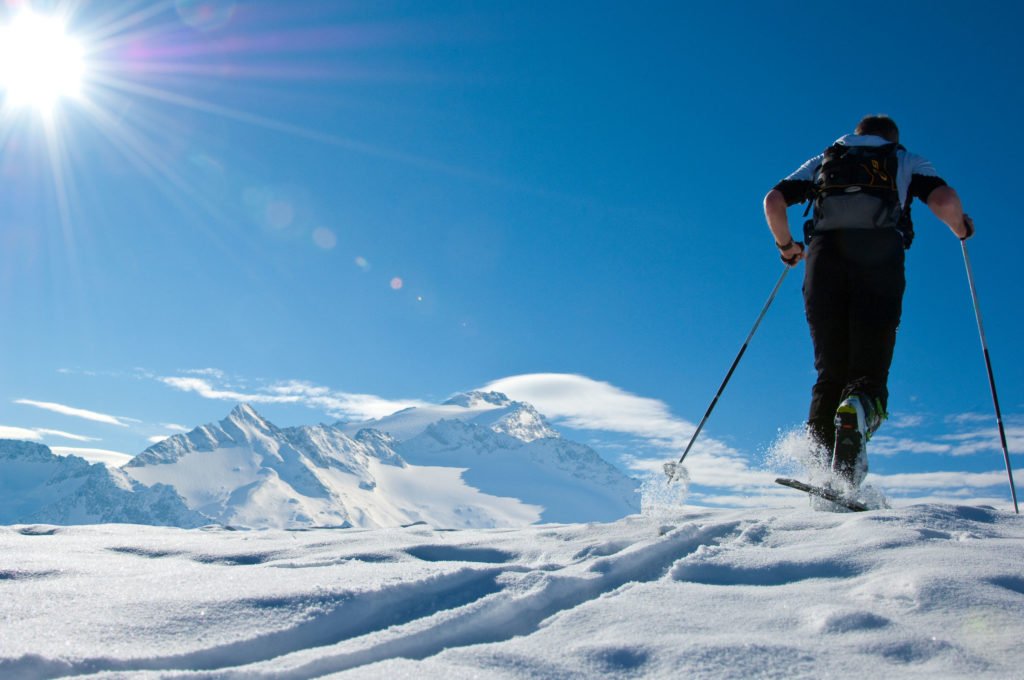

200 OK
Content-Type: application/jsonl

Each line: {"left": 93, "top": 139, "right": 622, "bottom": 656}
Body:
{"left": 778, "top": 239, "right": 805, "bottom": 266}
{"left": 960, "top": 214, "right": 975, "bottom": 240}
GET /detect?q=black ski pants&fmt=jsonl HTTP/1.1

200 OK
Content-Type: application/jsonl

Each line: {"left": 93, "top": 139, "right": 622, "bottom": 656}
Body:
{"left": 803, "top": 229, "right": 906, "bottom": 453}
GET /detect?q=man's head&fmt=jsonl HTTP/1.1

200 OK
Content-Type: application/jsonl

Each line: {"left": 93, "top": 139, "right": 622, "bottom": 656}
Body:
{"left": 855, "top": 115, "right": 899, "bottom": 143}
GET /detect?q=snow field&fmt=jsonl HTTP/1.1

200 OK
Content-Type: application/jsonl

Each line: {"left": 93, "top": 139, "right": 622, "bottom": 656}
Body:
{"left": 0, "top": 504, "right": 1022, "bottom": 679}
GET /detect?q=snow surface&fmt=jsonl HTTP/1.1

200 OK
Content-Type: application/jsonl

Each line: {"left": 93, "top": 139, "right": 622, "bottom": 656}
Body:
{"left": 1, "top": 503, "right": 1022, "bottom": 679}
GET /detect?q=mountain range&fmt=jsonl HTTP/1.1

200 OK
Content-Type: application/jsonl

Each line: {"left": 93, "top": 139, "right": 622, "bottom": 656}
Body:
{"left": 0, "top": 392, "right": 640, "bottom": 529}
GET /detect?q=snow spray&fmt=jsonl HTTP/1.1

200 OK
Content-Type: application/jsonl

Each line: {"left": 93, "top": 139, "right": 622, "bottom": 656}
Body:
{"left": 764, "top": 426, "right": 889, "bottom": 510}
{"left": 641, "top": 465, "right": 690, "bottom": 518}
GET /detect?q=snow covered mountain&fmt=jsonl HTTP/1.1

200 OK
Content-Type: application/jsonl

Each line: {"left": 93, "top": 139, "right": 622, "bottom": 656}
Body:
{"left": 341, "top": 390, "right": 560, "bottom": 442}
{"left": 0, "top": 394, "right": 638, "bottom": 530}
{"left": 122, "top": 396, "right": 638, "bottom": 528}
{"left": 0, "top": 439, "right": 205, "bottom": 527}
{"left": 124, "top": 403, "right": 541, "bottom": 530}
{"left": 397, "top": 418, "right": 637, "bottom": 523}
{"left": 342, "top": 391, "right": 639, "bottom": 522}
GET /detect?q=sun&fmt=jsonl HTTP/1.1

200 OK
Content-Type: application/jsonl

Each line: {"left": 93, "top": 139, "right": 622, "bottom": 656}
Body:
{"left": 0, "top": 11, "right": 86, "bottom": 113}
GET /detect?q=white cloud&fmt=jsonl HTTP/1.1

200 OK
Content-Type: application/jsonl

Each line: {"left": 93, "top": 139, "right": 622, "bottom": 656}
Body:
{"left": 869, "top": 436, "right": 952, "bottom": 456}
{"left": 0, "top": 425, "right": 43, "bottom": 440}
{"left": 180, "top": 368, "right": 227, "bottom": 379}
{"left": 50, "top": 446, "right": 134, "bottom": 467}
{"left": 945, "top": 412, "right": 992, "bottom": 425}
{"left": 147, "top": 435, "right": 170, "bottom": 444}
{"left": 938, "top": 426, "right": 1023, "bottom": 456}
{"left": 14, "top": 399, "right": 130, "bottom": 427}
{"left": 159, "top": 377, "right": 294, "bottom": 404}
{"left": 158, "top": 375, "right": 430, "bottom": 422}
{"left": 0, "top": 425, "right": 101, "bottom": 443}
{"left": 867, "top": 470, "right": 1009, "bottom": 490}
{"left": 36, "top": 429, "right": 100, "bottom": 443}
{"left": 888, "top": 413, "right": 926, "bottom": 429}
{"left": 161, "top": 423, "right": 189, "bottom": 432}
{"left": 483, "top": 373, "right": 749, "bottom": 478}
{"left": 484, "top": 373, "right": 697, "bottom": 446}
{"left": 863, "top": 423, "right": 1023, "bottom": 459}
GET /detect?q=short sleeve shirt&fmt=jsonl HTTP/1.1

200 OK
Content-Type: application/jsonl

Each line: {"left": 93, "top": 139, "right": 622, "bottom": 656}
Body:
{"left": 773, "top": 134, "right": 947, "bottom": 207}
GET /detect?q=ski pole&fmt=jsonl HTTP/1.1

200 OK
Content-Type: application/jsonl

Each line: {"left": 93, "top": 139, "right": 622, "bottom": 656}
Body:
{"left": 960, "top": 240, "right": 1019, "bottom": 514}
{"left": 667, "top": 266, "right": 790, "bottom": 485}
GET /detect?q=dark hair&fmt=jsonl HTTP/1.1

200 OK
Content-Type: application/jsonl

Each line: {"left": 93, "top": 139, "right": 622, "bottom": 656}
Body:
{"left": 855, "top": 115, "right": 899, "bottom": 142}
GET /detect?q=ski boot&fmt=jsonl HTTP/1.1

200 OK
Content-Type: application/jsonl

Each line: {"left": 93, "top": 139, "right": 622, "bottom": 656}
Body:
{"left": 831, "top": 394, "right": 884, "bottom": 493}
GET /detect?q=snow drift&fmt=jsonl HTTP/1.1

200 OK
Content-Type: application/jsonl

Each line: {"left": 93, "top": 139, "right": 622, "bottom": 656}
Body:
{"left": 1, "top": 503, "right": 1021, "bottom": 678}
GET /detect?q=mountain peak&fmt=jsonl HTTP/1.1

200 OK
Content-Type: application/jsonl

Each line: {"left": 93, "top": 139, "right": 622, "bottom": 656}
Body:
{"left": 0, "top": 439, "right": 60, "bottom": 463}
{"left": 490, "top": 402, "right": 559, "bottom": 442}
{"left": 227, "top": 403, "right": 275, "bottom": 433}
{"left": 230, "top": 402, "right": 264, "bottom": 422}
{"left": 442, "top": 391, "right": 512, "bottom": 408}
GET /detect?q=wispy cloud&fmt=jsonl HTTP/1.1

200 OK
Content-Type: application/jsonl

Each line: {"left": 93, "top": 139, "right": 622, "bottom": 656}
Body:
{"left": 945, "top": 412, "right": 993, "bottom": 425}
{"left": 0, "top": 425, "right": 43, "bottom": 440}
{"left": 159, "top": 376, "right": 296, "bottom": 404}
{"left": 869, "top": 436, "right": 952, "bottom": 456}
{"left": 14, "top": 400, "right": 130, "bottom": 427}
{"left": 50, "top": 446, "right": 134, "bottom": 467}
{"left": 182, "top": 368, "right": 227, "bottom": 378}
{"left": 862, "top": 409, "right": 1022, "bottom": 458}
{"left": 0, "top": 425, "right": 101, "bottom": 443}
{"left": 36, "top": 429, "right": 101, "bottom": 443}
{"left": 868, "top": 470, "right": 1009, "bottom": 490}
{"left": 888, "top": 413, "right": 927, "bottom": 429}
{"left": 1, "top": 426, "right": 101, "bottom": 440}
{"left": 264, "top": 380, "right": 432, "bottom": 420}
{"left": 158, "top": 372, "right": 430, "bottom": 421}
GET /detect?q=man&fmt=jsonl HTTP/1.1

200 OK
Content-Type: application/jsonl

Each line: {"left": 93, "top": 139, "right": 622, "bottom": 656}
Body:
{"left": 763, "top": 115, "right": 973, "bottom": 494}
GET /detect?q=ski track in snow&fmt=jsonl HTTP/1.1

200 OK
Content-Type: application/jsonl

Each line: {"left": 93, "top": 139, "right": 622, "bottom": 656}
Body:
{"left": 1, "top": 505, "right": 1022, "bottom": 679}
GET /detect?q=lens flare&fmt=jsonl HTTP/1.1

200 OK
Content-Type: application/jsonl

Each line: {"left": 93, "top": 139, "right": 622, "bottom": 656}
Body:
{"left": 390, "top": 277, "right": 403, "bottom": 290}
{"left": 312, "top": 227, "right": 336, "bottom": 250}
{"left": 265, "top": 200, "right": 294, "bottom": 230}
{"left": 175, "top": 0, "right": 237, "bottom": 32}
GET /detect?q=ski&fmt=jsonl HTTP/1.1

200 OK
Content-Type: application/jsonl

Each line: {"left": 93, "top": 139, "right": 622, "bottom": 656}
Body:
{"left": 775, "top": 477, "right": 869, "bottom": 512}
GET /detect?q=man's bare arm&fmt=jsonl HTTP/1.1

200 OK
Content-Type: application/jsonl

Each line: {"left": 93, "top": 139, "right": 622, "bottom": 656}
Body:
{"left": 764, "top": 189, "right": 805, "bottom": 264}
{"left": 926, "top": 185, "right": 974, "bottom": 239}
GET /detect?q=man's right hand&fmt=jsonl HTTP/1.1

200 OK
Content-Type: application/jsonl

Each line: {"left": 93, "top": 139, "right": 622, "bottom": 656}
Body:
{"left": 960, "top": 214, "right": 975, "bottom": 240}
{"left": 779, "top": 240, "right": 805, "bottom": 266}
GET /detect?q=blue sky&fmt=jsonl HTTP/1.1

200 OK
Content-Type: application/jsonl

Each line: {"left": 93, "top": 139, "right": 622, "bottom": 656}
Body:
{"left": 0, "top": 0, "right": 1020, "bottom": 509}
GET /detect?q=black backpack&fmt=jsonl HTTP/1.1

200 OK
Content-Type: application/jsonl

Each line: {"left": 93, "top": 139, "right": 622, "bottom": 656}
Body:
{"left": 804, "top": 142, "right": 914, "bottom": 248}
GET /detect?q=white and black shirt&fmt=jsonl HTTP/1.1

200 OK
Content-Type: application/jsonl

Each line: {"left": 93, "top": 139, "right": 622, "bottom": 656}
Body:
{"left": 773, "top": 134, "right": 947, "bottom": 207}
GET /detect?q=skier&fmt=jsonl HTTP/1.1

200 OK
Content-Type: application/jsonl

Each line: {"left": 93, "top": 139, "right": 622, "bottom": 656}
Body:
{"left": 763, "top": 115, "right": 974, "bottom": 495}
